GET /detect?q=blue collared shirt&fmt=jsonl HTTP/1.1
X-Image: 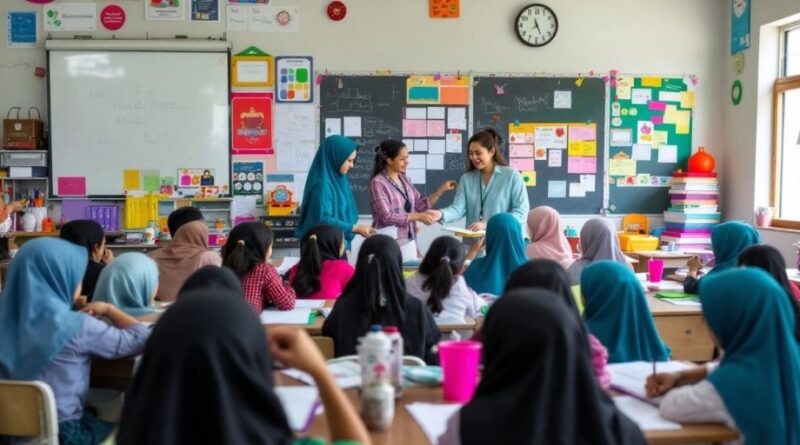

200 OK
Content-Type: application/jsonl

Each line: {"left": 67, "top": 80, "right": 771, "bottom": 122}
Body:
{"left": 439, "top": 165, "right": 530, "bottom": 226}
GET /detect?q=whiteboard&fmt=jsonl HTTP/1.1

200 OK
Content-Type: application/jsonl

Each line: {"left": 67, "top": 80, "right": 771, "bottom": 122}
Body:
{"left": 48, "top": 49, "right": 230, "bottom": 196}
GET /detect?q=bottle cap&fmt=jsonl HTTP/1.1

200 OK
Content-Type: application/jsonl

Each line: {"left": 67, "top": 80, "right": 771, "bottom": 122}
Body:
{"left": 383, "top": 326, "right": 399, "bottom": 333}
{"left": 369, "top": 324, "right": 382, "bottom": 332}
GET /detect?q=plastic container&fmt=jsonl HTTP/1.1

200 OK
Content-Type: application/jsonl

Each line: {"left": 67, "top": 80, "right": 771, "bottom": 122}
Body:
{"left": 359, "top": 325, "right": 392, "bottom": 390}
{"left": 647, "top": 259, "right": 665, "bottom": 283}
{"left": 439, "top": 340, "right": 482, "bottom": 402}
{"left": 361, "top": 375, "right": 394, "bottom": 431}
{"left": 383, "top": 326, "right": 404, "bottom": 398}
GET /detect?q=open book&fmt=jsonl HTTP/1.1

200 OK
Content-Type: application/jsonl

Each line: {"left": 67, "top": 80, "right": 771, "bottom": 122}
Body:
{"left": 441, "top": 226, "right": 485, "bottom": 238}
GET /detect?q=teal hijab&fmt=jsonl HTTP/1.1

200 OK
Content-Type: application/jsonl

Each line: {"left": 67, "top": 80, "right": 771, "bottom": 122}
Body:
{"left": 581, "top": 261, "right": 670, "bottom": 363}
{"left": 464, "top": 213, "right": 528, "bottom": 295}
{"left": 0, "top": 238, "right": 88, "bottom": 380}
{"left": 709, "top": 221, "right": 760, "bottom": 273}
{"left": 700, "top": 268, "right": 800, "bottom": 444}
{"left": 94, "top": 252, "right": 159, "bottom": 316}
{"left": 296, "top": 135, "right": 359, "bottom": 248}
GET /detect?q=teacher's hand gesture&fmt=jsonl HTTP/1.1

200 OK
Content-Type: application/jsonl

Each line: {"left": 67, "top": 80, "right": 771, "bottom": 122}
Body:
{"left": 353, "top": 224, "right": 376, "bottom": 238}
{"left": 438, "top": 180, "right": 458, "bottom": 194}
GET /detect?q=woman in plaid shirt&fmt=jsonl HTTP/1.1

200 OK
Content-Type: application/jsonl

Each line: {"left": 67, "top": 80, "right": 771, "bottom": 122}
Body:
{"left": 221, "top": 222, "right": 296, "bottom": 313}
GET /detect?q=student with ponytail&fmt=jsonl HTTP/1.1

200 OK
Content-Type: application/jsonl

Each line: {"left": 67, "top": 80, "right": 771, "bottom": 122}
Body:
{"left": 406, "top": 236, "right": 486, "bottom": 325}
{"left": 221, "top": 222, "right": 296, "bottom": 313}
{"left": 287, "top": 224, "right": 355, "bottom": 299}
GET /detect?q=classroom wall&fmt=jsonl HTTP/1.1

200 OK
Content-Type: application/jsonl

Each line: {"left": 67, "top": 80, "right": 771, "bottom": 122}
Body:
{"left": 0, "top": 0, "right": 727, "bottom": 254}
{"left": 721, "top": 0, "right": 800, "bottom": 264}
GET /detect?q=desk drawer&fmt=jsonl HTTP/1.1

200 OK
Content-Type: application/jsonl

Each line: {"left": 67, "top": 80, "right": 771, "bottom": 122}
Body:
{"left": 653, "top": 314, "right": 714, "bottom": 362}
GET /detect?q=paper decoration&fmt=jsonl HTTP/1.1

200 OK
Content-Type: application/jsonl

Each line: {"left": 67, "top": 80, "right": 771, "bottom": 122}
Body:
{"left": 567, "top": 156, "right": 596, "bottom": 174}
{"left": 731, "top": 0, "right": 750, "bottom": 54}
{"left": 430, "top": 0, "right": 459, "bottom": 18}
{"left": 178, "top": 169, "right": 212, "bottom": 188}
{"left": 7, "top": 11, "right": 36, "bottom": 48}
{"left": 231, "top": 92, "right": 273, "bottom": 155}
{"left": 547, "top": 180, "right": 567, "bottom": 198}
{"left": 233, "top": 161, "right": 264, "bottom": 198}
{"left": 553, "top": 91, "right": 572, "bottom": 109}
{"left": 232, "top": 47, "right": 274, "bottom": 87}
{"left": 99, "top": 4, "right": 125, "bottom": 31}
{"left": 407, "top": 75, "right": 469, "bottom": 105}
{"left": 275, "top": 57, "right": 313, "bottom": 103}
{"left": 191, "top": 0, "right": 219, "bottom": 22}
{"left": 609, "top": 128, "right": 632, "bottom": 146}
{"left": 609, "top": 159, "right": 636, "bottom": 177}
{"left": 146, "top": 0, "right": 185, "bottom": 21}
{"left": 57, "top": 177, "right": 87, "bottom": 196}
{"left": 44, "top": 3, "right": 97, "bottom": 31}
{"left": 249, "top": 5, "right": 300, "bottom": 33}
{"left": 520, "top": 171, "right": 536, "bottom": 187}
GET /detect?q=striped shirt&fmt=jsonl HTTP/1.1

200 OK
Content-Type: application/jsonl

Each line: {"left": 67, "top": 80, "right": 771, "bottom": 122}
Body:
{"left": 369, "top": 173, "right": 431, "bottom": 244}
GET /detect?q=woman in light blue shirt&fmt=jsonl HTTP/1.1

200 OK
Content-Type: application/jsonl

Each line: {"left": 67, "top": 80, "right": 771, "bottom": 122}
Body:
{"left": 427, "top": 129, "right": 530, "bottom": 232}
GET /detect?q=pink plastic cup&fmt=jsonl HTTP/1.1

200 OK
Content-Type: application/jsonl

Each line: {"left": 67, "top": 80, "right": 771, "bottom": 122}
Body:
{"left": 439, "top": 340, "right": 482, "bottom": 402}
{"left": 648, "top": 259, "right": 665, "bottom": 283}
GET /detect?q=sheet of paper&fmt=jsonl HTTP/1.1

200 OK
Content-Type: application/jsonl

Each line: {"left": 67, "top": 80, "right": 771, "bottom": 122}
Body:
{"left": 274, "top": 387, "right": 321, "bottom": 432}
{"left": 292, "top": 299, "right": 325, "bottom": 309}
{"left": 675, "top": 110, "right": 691, "bottom": 127}
{"left": 553, "top": 90, "right": 572, "bottom": 109}
{"left": 426, "top": 154, "right": 444, "bottom": 170}
{"left": 275, "top": 256, "right": 301, "bottom": 275}
{"left": 658, "top": 145, "right": 678, "bottom": 163}
{"left": 567, "top": 156, "right": 597, "bottom": 174}
{"left": 275, "top": 104, "right": 316, "bottom": 143}
{"left": 648, "top": 101, "right": 667, "bottom": 112}
{"left": 259, "top": 308, "right": 312, "bottom": 325}
{"left": 427, "top": 120, "right": 446, "bottom": 137}
{"left": 609, "top": 128, "right": 632, "bottom": 146}
{"left": 676, "top": 125, "right": 690, "bottom": 135}
{"left": 276, "top": 140, "right": 317, "bottom": 172}
{"left": 427, "top": 107, "right": 445, "bottom": 119}
{"left": 123, "top": 170, "right": 141, "bottom": 190}
{"left": 612, "top": 396, "right": 681, "bottom": 431}
{"left": 609, "top": 159, "right": 636, "bottom": 176}
{"left": 510, "top": 158, "right": 535, "bottom": 171}
{"left": 375, "top": 226, "right": 398, "bottom": 239}
{"left": 580, "top": 174, "right": 596, "bottom": 192}
{"left": 407, "top": 169, "right": 426, "bottom": 184}
{"left": 663, "top": 105, "right": 679, "bottom": 124}
{"left": 632, "top": 144, "right": 652, "bottom": 161}
{"left": 324, "top": 118, "right": 341, "bottom": 137}
{"left": 343, "top": 116, "right": 362, "bottom": 137}
{"left": 226, "top": 5, "right": 248, "bottom": 31}
{"left": 282, "top": 361, "right": 362, "bottom": 389}
{"left": 616, "top": 77, "right": 633, "bottom": 100}
{"left": 568, "top": 182, "right": 586, "bottom": 198}
{"left": 521, "top": 171, "right": 536, "bottom": 187}
{"left": 510, "top": 144, "right": 534, "bottom": 157}
{"left": 608, "top": 361, "right": 693, "bottom": 404}
{"left": 637, "top": 121, "right": 654, "bottom": 144}
{"left": 534, "top": 127, "right": 556, "bottom": 148}
{"left": 403, "top": 139, "right": 414, "bottom": 151}
{"left": 408, "top": 154, "right": 426, "bottom": 169}
{"left": 447, "top": 108, "right": 467, "bottom": 130}
{"left": 568, "top": 125, "right": 595, "bottom": 141}
{"left": 445, "top": 133, "right": 462, "bottom": 153}
{"left": 552, "top": 125, "right": 568, "bottom": 148}
{"left": 428, "top": 139, "right": 445, "bottom": 154}
{"left": 414, "top": 139, "right": 428, "bottom": 152}
{"left": 442, "top": 226, "right": 485, "bottom": 238}
{"left": 403, "top": 120, "right": 427, "bottom": 137}
{"left": 548, "top": 149, "right": 563, "bottom": 167}
{"left": 659, "top": 91, "right": 682, "bottom": 102}
{"left": 406, "top": 403, "right": 463, "bottom": 445}
{"left": 534, "top": 147, "right": 548, "bottom": 160}
{"left": 547, "top": 180, "right": 567, "bottom": 198}
{"left": 567, "top": 140, "right": 597, "bottom": 157}
{"left": 631, "top": 88, "right": 652, "bottom": 105}
{"left": 641, "top": 77, "right": 662, "bottom": 87}
{"left": 680, "top": 91, "right": 695, "bottom": 109}
{"left": 651, "top": 130, "right": 668, "bottom": 148}
{"left": 405, "top": 108, "right": 427, "bottom": 119}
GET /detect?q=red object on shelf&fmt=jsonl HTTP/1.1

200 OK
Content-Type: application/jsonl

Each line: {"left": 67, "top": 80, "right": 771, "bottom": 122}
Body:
{"left": 688, "top": 146, "right": 715, "bottom": 173}
{"left": 327, "top": 1, "right": 346, "bottom": 21}
{"left": 672, "top": 171, "right": 718, "bottom": 178}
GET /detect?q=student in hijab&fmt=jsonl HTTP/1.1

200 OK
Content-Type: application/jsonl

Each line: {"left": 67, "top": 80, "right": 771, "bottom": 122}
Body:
{"left": 150, "top": 219, "right": 221, "bottom": 301}
{"left": 93, "top": 253, "right": 159, "bottom": 317}
{"left": 581, "top": 261, "right": 670, "bottom": 363}
{"left": 648, "top": 268, "right": 800, "bottom": 445}
{"left": 296, "top": 135, "right": 375, "bottom": 251}
{"left": 178, "top": 265, "right": 242, "bottom": 297}
{"left": 0, "top": 238, "right": 148, "bottom": 445}
{"left": 322, "top": 235, "right": 441, "bottom": 364}
{"left": 288, "top": 224, "right": 355, "bottom": 299}
{"left": 565, "top": 218, "right": 630, "bottom": 286}
{"left": 463, "top": 213, "right": 528, "bottom": 296}
{"left": 166, "top": 206, "right": 204, "bottom": 238}
{"left": 525, "top": 206, "right": 574, "bottom": 269}
{"left": 683, "top": 220, "right": 760, "bottom": 294}
{"left": 438, "top": 290, "right": 646, "bottom": 445}
{"left": 60, "top": 220, "right": 113, "bottom": 301}
{"left": 116, "top": 290, "right": 370, "bottom": 445}
{"left": 738, "top": 246, "right": 800, "bottom": 341}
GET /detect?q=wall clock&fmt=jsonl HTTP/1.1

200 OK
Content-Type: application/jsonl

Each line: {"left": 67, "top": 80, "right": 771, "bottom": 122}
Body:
{"left": 515, "top": 4, "right": 558, "bottom": 47}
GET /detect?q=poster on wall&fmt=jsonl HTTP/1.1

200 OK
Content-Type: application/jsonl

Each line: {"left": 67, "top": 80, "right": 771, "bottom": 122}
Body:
{"left": 275, "top": 57, "right": 313, "bottom": 103}
{"left": 231, "top": 92, "right": 273, "bottom": 155}
{"left": 731, "top": 0, "right": 750, "bottom": 54}
{"left": 191, "top": 0, "right": 219, "bottom": 21}
{"left": 7, "top": 11, "right": 37, "bottom": 48}
{"left": 233, "top": 161, "right": 264, "bottom": 202}
{"left": 99, "top": 4, "right": 126, "bottom": 31}
{"left": 43, "top": 3, "right": 96, "bottom": 31}
{"left": 146, "top": 0, "right": 186, "bottom": 21}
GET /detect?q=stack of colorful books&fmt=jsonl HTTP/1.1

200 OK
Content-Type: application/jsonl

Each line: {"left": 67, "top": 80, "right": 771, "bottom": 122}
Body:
{"left": 661, "top": 172, "right": 720, "bottom": 250}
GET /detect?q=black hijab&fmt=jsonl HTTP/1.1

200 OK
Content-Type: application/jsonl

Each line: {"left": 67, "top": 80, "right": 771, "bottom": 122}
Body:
{"left": 322, "top": 235, "right": 441, "bottom": 363}
{"left": 60, "top": 219, "right": 105, "bottom": 300}
{"left": 738, "top": 244, "right": 800, "bottom": 342}
{"left": 461, "top": 289, "right": 646, "bottom": 445}
{"left": 178, "top": 265, "right": 243, "bottom": 297}
{"left": 116, "top": 290, "right": 292, "bottom": 445}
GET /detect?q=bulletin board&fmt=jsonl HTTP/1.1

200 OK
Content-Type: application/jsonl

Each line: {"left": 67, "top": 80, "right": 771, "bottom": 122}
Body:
{"left": 319, "top": 74, "right": 470, "bottom": 214}
{"left": 471, "top": 76, "right": 606, "bottom": 215}
{"left": 607, "top": 76, "right": 694, "bottom": 214}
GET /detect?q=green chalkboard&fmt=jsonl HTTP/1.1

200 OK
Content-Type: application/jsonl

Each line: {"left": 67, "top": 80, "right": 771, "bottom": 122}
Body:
{"left": 607, "top": 77, "right": 693, "bottom": 214}
{"left": 472, "top": 77, "right": 606, "bottom": 215}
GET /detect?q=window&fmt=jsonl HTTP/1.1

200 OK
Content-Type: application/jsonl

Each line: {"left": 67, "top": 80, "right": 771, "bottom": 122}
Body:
{"left": 772, "top": 23, "right": 800, "bottom": 228}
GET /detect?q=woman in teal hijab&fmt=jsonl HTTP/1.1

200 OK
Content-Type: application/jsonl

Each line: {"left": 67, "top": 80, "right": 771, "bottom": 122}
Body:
{"left": 463, "top": 213, "right": 528, "bottom": 295}
{"left": 296, "top": 135, "right": 375, "bottom": 250}
{"left": 581, "top": 260, "right": 670, "bottom": 363}
{"left": 683, "top": 220, "right": 761, "bottom": 293}
{"left": 94, "top": 252, "right": 159, "bottom": 316}
{"left": 0, "top": 238, "right": 87, "bottom": 379}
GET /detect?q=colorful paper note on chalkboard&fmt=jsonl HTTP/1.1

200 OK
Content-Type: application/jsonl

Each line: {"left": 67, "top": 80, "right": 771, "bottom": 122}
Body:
{"left": 609, "top": 159, "right": 636, "bottom": 177}
{"left": 58, "top": 177, "right": 87, "bottom": 196}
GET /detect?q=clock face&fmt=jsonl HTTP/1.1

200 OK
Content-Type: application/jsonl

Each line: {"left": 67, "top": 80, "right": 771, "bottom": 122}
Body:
{"left": 515, "top": 4, "right": 558, "bottom": 47}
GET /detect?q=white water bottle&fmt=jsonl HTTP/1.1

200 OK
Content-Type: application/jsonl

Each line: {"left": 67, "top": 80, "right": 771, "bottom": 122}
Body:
{"left": 359, "top": 325, "right": 392, "bottom": 389}
{"left": 383, "top": 326, "right": 404, "bottom": 398}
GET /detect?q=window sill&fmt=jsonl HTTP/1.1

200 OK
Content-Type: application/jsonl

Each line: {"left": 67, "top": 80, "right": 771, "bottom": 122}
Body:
{"left": 757, "top": 225, "right": 800, "bottom": 234}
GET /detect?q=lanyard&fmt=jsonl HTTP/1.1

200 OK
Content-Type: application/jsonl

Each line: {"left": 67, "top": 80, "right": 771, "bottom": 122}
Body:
{"left": 478, "top": 172, "right": 494, "bottom": 221}
{"left": 384, "top": 174, "right": 414, "bottom": 238}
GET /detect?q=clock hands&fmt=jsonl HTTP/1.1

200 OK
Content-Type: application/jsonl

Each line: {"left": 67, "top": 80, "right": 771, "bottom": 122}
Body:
{"left": 533, "top": 19, "right": 541, "bottom": 32}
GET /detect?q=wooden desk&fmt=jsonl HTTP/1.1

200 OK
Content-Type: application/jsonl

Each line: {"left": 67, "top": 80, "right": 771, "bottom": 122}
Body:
{"left": 647, "top": 292, "right": 714, "bottom": 362}
{"left": 630, "top": 251, "right": 697, "bottom": 274}
{"left": 275, "top": 374, "right": 738, "bottom": 445}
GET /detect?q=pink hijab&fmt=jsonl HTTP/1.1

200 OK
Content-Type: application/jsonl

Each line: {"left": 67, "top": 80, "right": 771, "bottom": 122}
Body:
{"left": 525, "top": 206, "right": 574, "bottom": 269}
{"left": 150, "top": 220, "right": 222, "bottom": 301}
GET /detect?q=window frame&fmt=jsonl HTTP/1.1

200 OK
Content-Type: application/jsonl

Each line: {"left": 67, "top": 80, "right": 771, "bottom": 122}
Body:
{"left": 770, "top": 23, "right": 800, "bottom": 229}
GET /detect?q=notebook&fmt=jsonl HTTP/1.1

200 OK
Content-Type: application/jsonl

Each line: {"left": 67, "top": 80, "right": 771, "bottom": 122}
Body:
{"left": 274, "top": 386, "right": 322, "bottom": 432}
{"left": 442, "top": 226, "right": 486, "bottom": 238}
{"left": 607, "top": 361, "right": 694, "bottom": 405}
{"left": 259, "top": 308, "right": 313, "bottom": 325}
{"left": 612, "top": 396, "right": 681, "bottom": 431}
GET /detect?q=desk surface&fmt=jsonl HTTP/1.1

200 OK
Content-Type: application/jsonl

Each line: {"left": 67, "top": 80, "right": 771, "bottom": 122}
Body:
{"left": 275, "top": 374, "right": 738, "bottom": 445}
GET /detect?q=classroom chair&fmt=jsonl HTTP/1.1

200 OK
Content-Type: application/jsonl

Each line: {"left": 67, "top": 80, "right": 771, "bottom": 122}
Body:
{"left": 311, "top": 336, "right": 335, "bottom": 360}
{"left": 0, "top": 380, "right": 59, "bottom": 444}
{"left": 328, "top": 355, "right": 426, "bottom": 367}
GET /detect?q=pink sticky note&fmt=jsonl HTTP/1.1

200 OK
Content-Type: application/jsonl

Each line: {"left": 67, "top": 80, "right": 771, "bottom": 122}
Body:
{"left": 402, "top": 119, "right": 427, "bottom": 137}
{"left": 648, "top": 101, "right": 667, "bottom": 111}
{"left": 568, "top": 125, "right": 596, "bottom": 141}
{"left": 58, "top": 177, "right": 87, "bottom": 196}
{"left": 652, "top": 115, "right": 664, "bottom": 125}
{"left": 510, "top": 144, "right": 534, "bottom": 157}
{"left": 510, "top": 158, "right": 535, "bottom": 171}
{"left": 426, "top": 120, "right": 446, "bottom": 137}
{"left": 567, "top": 157, "right": 597, "bottom": 174}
